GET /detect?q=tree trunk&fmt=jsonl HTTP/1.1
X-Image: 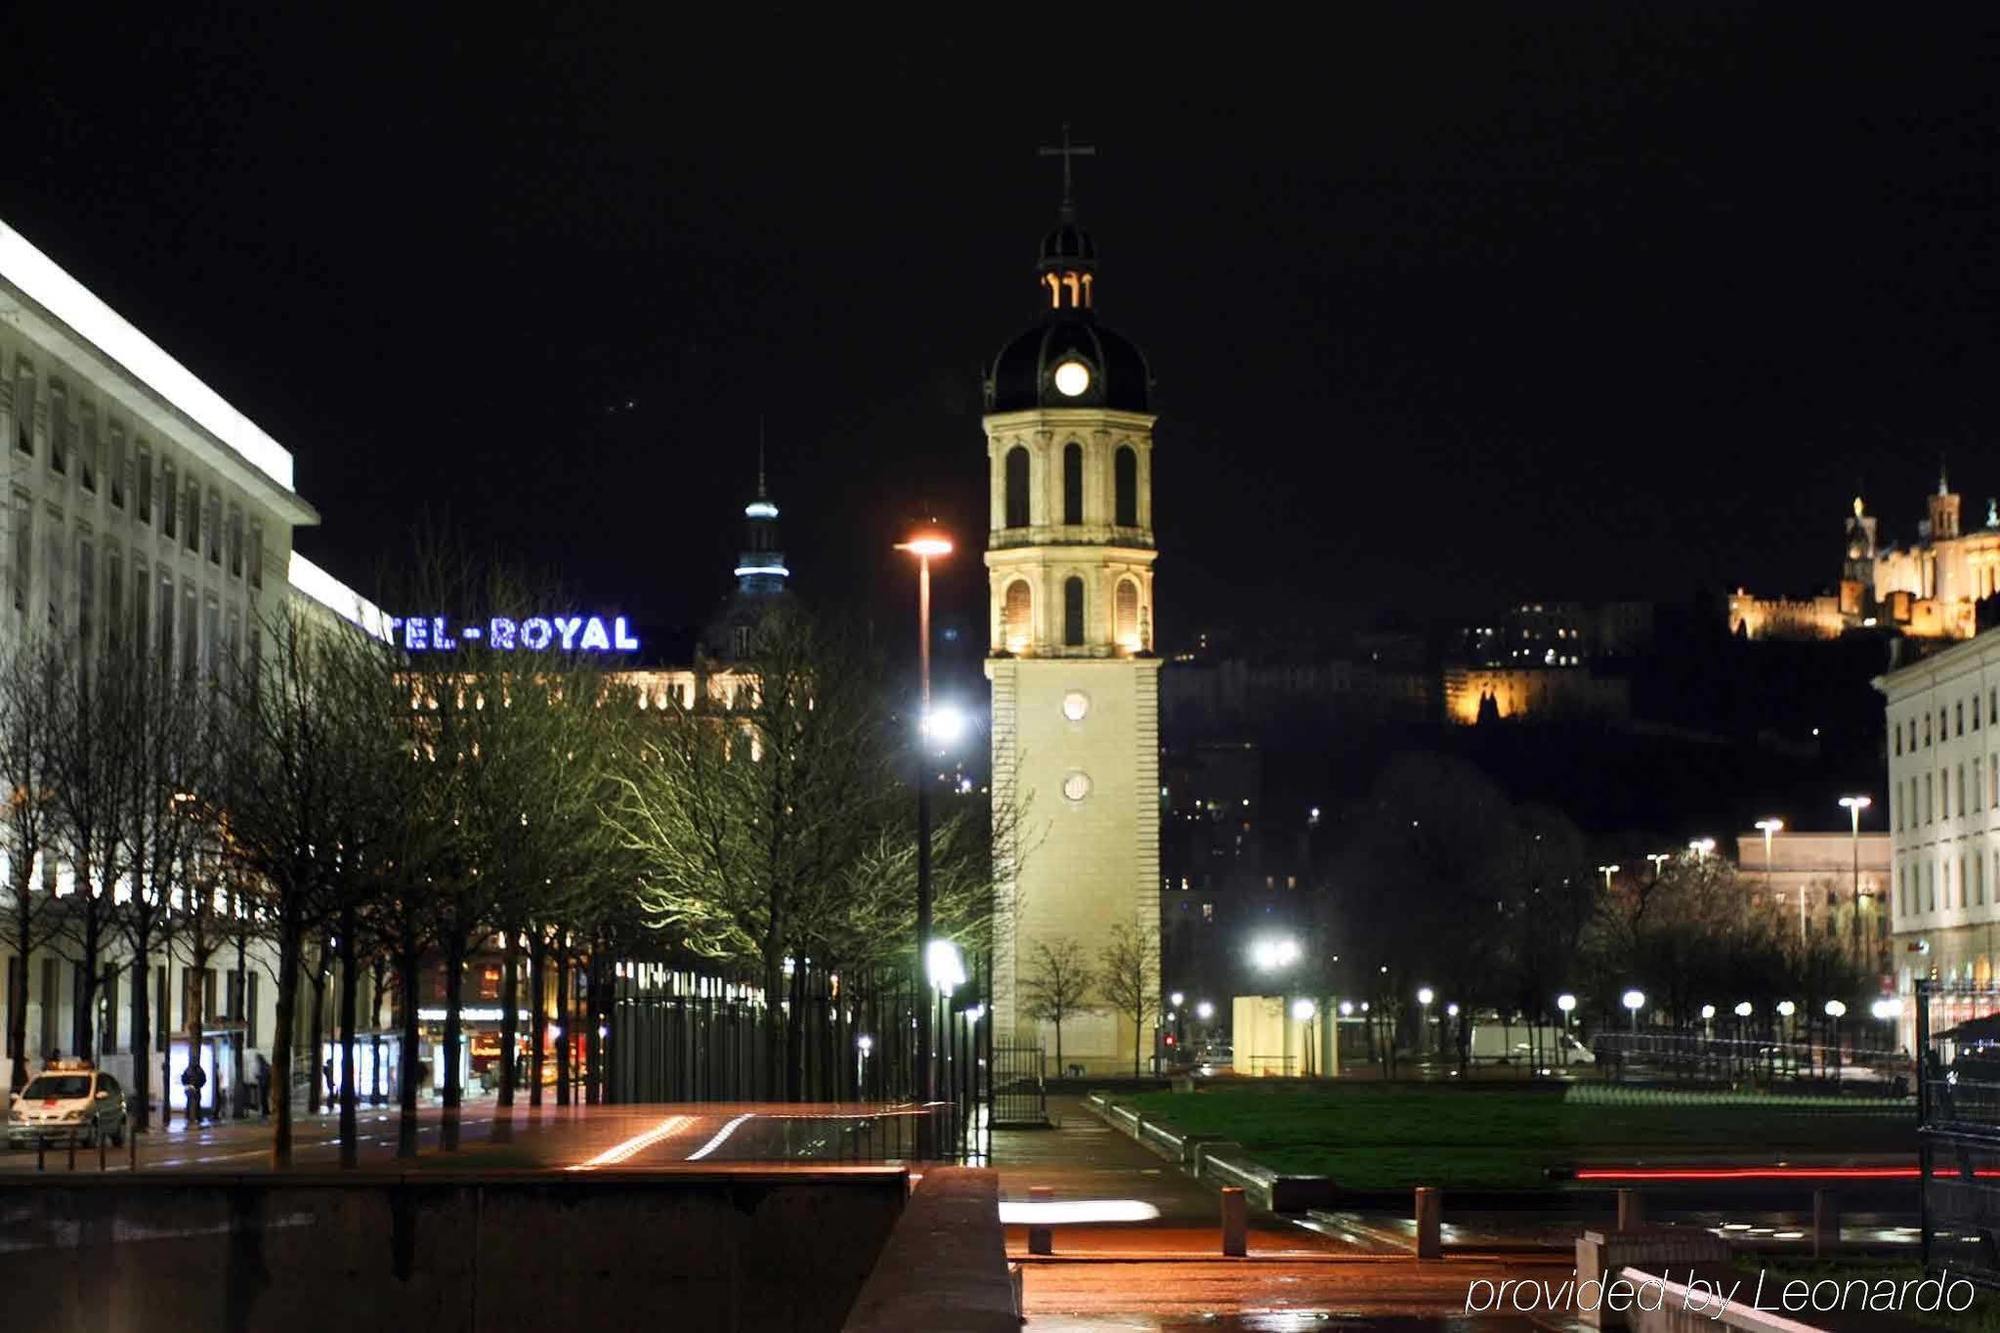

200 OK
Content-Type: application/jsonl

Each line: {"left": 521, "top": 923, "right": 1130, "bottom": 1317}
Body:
{"left": 760, "top": 937, "right": 784, "bottom": 1103}
{"left": 76, "top": 910, "right": 103, "bottom": 1061}
{"left": 6, "top": 888, "right": 30, "bottom": 1094}
{"left": 271, "top": 910, "right": 302, "bottom": 1169}
{"left": 441, "top": 933, "right": 465, "bottom": 1151}
{"left": 583, "top": 947, "right": 600, "bottom": 1107}
{"left": 396, "top": 947, "right": 420, "bottom": 1160}
{"left": 128, "top": 949, "right": 150, "bottom": 1131}
{"left": 186, "top": 962, "right": 205, "bottom": 1129}
{"left": 554, "top": 934, "right": 571, "bottom": 1108}
{"left": 232, "top": 931, "right": 248, "bottom": 1118}
{"left": 369, "top": 955, "right": 386, "bottom": 1108}
{"left": 1053, "top": 1019, "right": 1063, "bottom": 1077}
{"left": 528, "top": 929, "right": 546, "bottom": 1109}
{"left": 337, "top": 901, "right": 359, "bottom": 1169}
{"left": 497, "top": 926, "right": 519, "bottom": 1110}
{"left": 306, "top": 935, "right": 327, "bottom": 1115}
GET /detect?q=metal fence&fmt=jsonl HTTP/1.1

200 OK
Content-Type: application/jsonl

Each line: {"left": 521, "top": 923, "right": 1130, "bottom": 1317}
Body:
{"left": 991, "top": 1044, "right": 1046, "bottom": 1126}
{"left": 1918, "top": 981, "right": 2000, "bottom": 1285}
{"left": 607, "top": 961, "right": 992, "bottom": 1161}
{"left": 1590, "top": 1028, "right": 1907, "bottom": 1091}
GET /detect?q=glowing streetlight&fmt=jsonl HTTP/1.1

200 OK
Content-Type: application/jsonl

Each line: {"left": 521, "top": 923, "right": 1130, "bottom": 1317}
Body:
{"left": 1734, "top": 1001, "right": 1753, "bottom": 1019}
{"left": 1838, "top": 795, "right": 1873, "bottom": 951}
{"left": 1417, "top": 986, "right": 1435, "bottom": 1006}
{"left": 1689, "top": 837, "right": 1715, "bottom": 860}
{"left": 1338, "top": 1000, "right": 1354, "bottom": 1017}
{"left": 1169, "top": 991, "right": 1185, "bottom": 1009}
{"left": 1871, "top": 997, "right": 1901, "bottom": 1021}
{"left": 1700, "top": 1004, "right": 1716, "bottom": 1021}
{"left": 922, "top": 703, "right": 967, "bottom": 747}
{"left": 1823, "top": 1000, "right": 1847, "bottom": 1018}
{"left": 1776, "top": 999, "right": 1796, "bottom": 1018}
{"left": 925, "top": 938, "right": 966, "bottom": 994}
{"left": 1195, "top": 1000, "right": 1214, "bottom": 1021}
{"left": 897, "top": 523, "right": 952, "bottom": 1104}
{"left": 1291, "top": 998, "right": 1317, "bottom": 1022}
{"left": 1597, "top": 863, "right": 1620, "bottom": 891}
{"left": 1556, "top": 993, "right": 1577, "bottom": 1026}
{"left": 1646, "top": 852, "right": 1670, "bottom": 877}
{"left": 1252, "top": 937, "right": 1302, "bottom": 971}
{"left": 1621, "top": 988, "right": 1645, "bottom": 1031}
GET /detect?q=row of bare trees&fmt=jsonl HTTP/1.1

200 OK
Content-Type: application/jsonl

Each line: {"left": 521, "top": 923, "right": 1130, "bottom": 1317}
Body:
{"left": 0, "top": 552, "right": 1001, "bottom": 1166}
{"left": 1017, "top": 926, "right": 1159, "bottom": 1076}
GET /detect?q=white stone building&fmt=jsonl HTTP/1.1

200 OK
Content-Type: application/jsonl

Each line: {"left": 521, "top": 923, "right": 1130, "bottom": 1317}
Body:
{"left": 0, "top": 215, "right": 326, "bottom": 1112}
{"left": 1877, "top": 629, "right": 2000, "bottom": 1052}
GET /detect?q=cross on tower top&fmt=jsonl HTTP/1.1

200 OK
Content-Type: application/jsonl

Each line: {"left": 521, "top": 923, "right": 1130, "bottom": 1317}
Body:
{"left": 1038, "top": 123, "right": 1096, "bottom": 220}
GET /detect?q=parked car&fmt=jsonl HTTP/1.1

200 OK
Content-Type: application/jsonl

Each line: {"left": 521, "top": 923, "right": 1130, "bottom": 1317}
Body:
{"left": 7, "top": 1062, "right": 128, "bottom": 1148}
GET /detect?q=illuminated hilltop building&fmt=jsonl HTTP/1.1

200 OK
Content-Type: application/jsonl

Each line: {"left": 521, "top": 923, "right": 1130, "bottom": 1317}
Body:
{"left": 1732, "top": 474, "right": 2000, "bottom": 641}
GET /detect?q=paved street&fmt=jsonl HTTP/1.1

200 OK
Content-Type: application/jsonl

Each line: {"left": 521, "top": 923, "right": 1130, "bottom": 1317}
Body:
{"left": 994, "top": 1098, "right": 1573, "bottom": 1329}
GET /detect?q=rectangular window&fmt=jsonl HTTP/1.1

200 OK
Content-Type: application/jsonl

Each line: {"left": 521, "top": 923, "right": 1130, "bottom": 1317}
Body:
{"left": 10, "top": 491, "right": 28, "bottom": 615}
{"left": 1958, "top": 701, "right": 1966, "bottom": 736}
{"left": 137, "top": 446, "right": 153, "bottom": 524}
{"left": 157, "top": 575, "right": 175, "bottom": 676}
{"left": 1927, "top": 772, "right": 1935, "bottom": 823}
{"left": 1960, "top": 764, "right": 1969, "bottom": 816}
{"left": 226, "top": 506, "right": 243, "bottom": 578}
{"left": 132, "top": 559, "right": 149, "bottom": 655}
{"left": 1928, "top": 862, "right": 1937, "bottom": 913}
{"left": 224, "top": 608, "right": 240, "bottom": 683}
{"left": 183, "top": 478, "right": 199, "bottom": 553}
{"left": 248, "top": 622, "right": 262, "bottom": 689}
{"left": 1991, "top": 753, "right": 1997, "bottom": 808}
{"left": 247, "top": 522, "right": 263, "bottom": 591}
{"left": 1941, "top": 770, "right": 1950, "bottom": 820}
{"left": 43, "top": 517, "right": 63, "bottom": 634}
{"left": 161, "top": 457, "right": 177, "bottom": 540}
{"left": 47, "top": 381, "right": 67, "bottom": 477}
{"left": 105, "top": 546, "right": 123, "bottom": 651}
{"left": 1895, "top": 723, "right": 1904, "bottom": 756}
{"left": 247, "top": 972, "right": 260, "bottom": 1048}
{"left": 204, "top": 490, "right": 220, "bottom": 565}
{"left": 226, "top": 970, "right": 242, "bottom": 1023}
{"left": 76, "top": 536, "right": 94, "bottom": 650}
{"left": 1979, "top": 853, "right": 1987, "bottom": 907}
{"left": 1977, "top": 695, "right": 1984, "bottom": 731}
{"left": 107, "top": 424, "right": 125, "bottom": 510}
{"left": 203, "top": 597, "right": 220, "bottom": 684}
{"left": 181, "top": 584, "right": 198, "bottom": 682}
{"left": 78, "top": 404, "right": 98, "bottom": 494}
{"left": 11, "top": 362, "right": 32, "bottom": 456}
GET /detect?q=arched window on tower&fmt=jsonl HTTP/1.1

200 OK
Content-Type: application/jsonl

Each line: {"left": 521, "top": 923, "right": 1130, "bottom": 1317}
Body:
{"left": 1003, "top": 579, "right": 1032, "bottom": 654}
{"left": 1063, "top": 442, "right": 1083, "bottom": 525}
{"left": 1063, "top": 576, "right": 1085, "bottom": 647}
{"left": 1115, "top": 445, "right": 1138, "bottom": 527}
{"left": 1114, "top": 579, "right": 1140, "bottom": 650}
{"left": 1005, "top": 446, "right": 1030, "bottom": 529}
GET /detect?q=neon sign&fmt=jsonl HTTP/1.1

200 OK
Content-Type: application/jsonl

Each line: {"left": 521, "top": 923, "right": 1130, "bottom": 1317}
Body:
{"left": 387, "top": 616, "right": 641, "bottom": 654}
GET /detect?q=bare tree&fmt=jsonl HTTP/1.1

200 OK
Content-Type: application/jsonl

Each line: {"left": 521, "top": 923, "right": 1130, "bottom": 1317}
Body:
{"left": 1021, "top": 937, "right": 1096, "bottom": 1074}
{"left": 0, "top": 642, "right": 63, "bottom": 1090}
{"left": 1097, "top": 923, "right": 1159, "bottom": 1077}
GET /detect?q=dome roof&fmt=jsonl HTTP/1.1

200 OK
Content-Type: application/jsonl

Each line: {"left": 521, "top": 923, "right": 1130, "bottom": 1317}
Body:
{"left": 1039, "top": 220, "right": 1096, "bottom": 266}
{"left": 987, "top": 314, "right": 1151, "bottom": 414}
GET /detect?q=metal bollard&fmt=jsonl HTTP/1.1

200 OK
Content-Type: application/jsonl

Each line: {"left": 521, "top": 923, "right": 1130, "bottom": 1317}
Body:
{"left": 1028, "top": 1185, "right": 1054, "bottom": 1255}
{"left": 1414, "top": 1186, "right": 1442, "bottom": 1259}
{"left": 1616, "top": 1187, "right": 1644, "bottom": 1230}
{"left": 1812, "top": 1189, "right": 1838, "bottom": 1257}
{"left": 1221, "top": 1186, "right": 1248, "bottom": 1257}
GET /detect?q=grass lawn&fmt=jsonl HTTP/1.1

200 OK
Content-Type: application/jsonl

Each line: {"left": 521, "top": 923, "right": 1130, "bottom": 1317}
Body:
{"left": 1107, "top": 1084, "right": 1916, "bottom": 1189}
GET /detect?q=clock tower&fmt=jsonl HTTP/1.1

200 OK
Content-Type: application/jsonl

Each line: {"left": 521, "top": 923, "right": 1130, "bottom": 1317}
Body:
{"left": 987, "top": 135, "right": 1160, "bottom": 1073}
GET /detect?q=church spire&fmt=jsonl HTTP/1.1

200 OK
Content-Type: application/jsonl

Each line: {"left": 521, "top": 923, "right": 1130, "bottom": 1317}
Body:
{"left": 1035, "top": 125, "right": 1099, "bottom": 313}
{"left": 736, "top": 429, "right": 786, "bottom": 594}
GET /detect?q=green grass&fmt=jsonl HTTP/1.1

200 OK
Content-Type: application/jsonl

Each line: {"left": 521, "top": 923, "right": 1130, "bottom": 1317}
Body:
{"left": 1107, "top": 1084, "right": 1916, "bottom": 1189}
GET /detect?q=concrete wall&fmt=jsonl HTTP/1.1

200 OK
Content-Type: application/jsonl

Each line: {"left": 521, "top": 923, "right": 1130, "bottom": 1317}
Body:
{"left": 0, "top": 1167, "right": 906, "bottom": 1332}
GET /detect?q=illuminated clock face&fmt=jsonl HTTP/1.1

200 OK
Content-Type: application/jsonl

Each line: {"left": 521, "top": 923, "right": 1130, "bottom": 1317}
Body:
{"left": 1063, "top": 771, "right": 1092, "bottom": 802}
{"left": 1052, "top": 359, "right": 1092, "bottom": 397}
{"left": 1062, "top": 690, "right": 1090, "bottom": 722}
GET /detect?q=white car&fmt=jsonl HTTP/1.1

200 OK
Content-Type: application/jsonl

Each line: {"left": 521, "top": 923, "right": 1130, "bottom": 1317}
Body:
{"left": 8, "top": 1063, "right": 128, "bottom": 1148}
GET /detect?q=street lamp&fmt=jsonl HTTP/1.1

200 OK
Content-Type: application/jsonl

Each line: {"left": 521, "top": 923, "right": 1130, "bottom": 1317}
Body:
{"left": 1838, "top": 795, "right": 1872, "bottom": 952}
{"left": 1169, "top": 991, "right": 1185, "bottom": 1009}
{"left": 1417, "top": 986, "right": 1435, "bottom": 1056}
{"left": 1689, "top": 837, "right": 1715, "bottom": 861}
{"left": 1252, "top": 937, "right": 1302, "bottom": 972}
{"left": 896, "top": 524, "right": 952, "bottom": 1105}
{"left": 922, "top": 702, "right": 967, "bottom": 748}
{"left": 1734, "top": 1001, "right": 1753, "bottom": 1018}
{"left": 1556, "top": 993, "right": 1577, "bottom": 1026}
{"left": 1755, "top": 818, "right": 1800, "bottom": 945}
{"left": 1195, "top": 1000, "right": 1214, "bottom": 1021}
{"left": 1621, "top": 988, "right": 1645, "bottom": 1032}
{"left": 1597, "top": 863, "right": 1620, "bottom": 892}
{"left": 1646, "top": 852, "right": 1670, "bottom": 878}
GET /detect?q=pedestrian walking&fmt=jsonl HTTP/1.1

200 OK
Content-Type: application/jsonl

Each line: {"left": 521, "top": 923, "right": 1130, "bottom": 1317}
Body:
{"left": 254, "top": 1053, "right": 271, "bottom": 1119}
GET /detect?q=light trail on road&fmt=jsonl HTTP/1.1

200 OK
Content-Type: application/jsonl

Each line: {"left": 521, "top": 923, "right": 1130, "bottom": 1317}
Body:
{"left": 684, "top": 1113, "right": 756, "bottom": 1161}
{"left": 569, "top": 1114, "right": 695, "bottom": 1169}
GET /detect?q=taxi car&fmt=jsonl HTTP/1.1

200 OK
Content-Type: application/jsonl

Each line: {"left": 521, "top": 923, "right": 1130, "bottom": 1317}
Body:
{"left": 7, "top": 1061, "right": 128, "bottom": 1148}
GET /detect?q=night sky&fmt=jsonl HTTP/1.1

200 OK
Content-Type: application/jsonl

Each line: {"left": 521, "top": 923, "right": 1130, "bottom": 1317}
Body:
{"left": 2, "top": 7, "right": 1995, "bottom": 655}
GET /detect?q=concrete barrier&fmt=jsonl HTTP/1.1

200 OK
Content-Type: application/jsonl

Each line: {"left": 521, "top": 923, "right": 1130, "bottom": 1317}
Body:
{"left": 842, "top": 1167, "right": 1016, "bottom": 1333}
{"left": 0, "top": 1167, "right": 907, "bottom": 1332}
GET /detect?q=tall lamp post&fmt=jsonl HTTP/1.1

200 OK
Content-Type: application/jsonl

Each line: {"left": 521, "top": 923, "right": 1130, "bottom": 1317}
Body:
{"left": 1755, "top": 818, "right": 1796, "bottom": 945}
{"left": 1838, "top": 795, "right": 1872, "bottom": 953}
{"left": 1597, "top": 863, "right": 1620, "bottom": 892}
{"left": 896, "top": 525, "right": 952, "bottom": 1108}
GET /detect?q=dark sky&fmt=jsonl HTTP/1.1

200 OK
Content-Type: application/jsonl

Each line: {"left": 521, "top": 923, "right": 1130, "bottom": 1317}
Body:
{"left": 2, "top": 7, "right": 1995, "bottom": 654}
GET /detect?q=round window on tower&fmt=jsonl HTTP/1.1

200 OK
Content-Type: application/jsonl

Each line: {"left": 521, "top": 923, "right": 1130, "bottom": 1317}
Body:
{"left": 1062, "top": 770, "right": 1092, "bottom": 803}
{"left": 1062, "top": 690, "right": 1090, "bottom": 722}
{"left": 1052, "top": 359, "right": 1092, "bottom": 398}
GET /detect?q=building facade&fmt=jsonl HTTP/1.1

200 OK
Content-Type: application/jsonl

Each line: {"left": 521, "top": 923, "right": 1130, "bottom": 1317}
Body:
{"left": 0, "top": 215, "right": 322, "bottom": 1106}
{"left": 1878, "top": 628, "right": 2000, "bottom": 1051}
{"left": 1732, "top": 828, "right": 1889, "bottom": 950}
{"left": 986, "top": 179, "right": 1162, "bottom": 1073}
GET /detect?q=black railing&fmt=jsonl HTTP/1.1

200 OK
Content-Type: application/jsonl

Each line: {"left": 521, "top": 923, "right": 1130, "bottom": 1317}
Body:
{"left": 1919, "top": 981, "right": 2000, "bottom": 1285}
